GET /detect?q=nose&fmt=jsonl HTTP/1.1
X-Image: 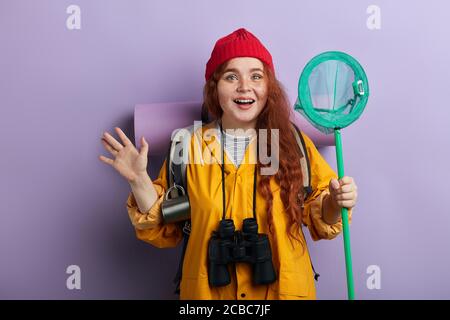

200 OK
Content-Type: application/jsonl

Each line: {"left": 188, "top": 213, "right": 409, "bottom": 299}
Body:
{"left": 237, "top": 78, "right": 251, "bottom": 92}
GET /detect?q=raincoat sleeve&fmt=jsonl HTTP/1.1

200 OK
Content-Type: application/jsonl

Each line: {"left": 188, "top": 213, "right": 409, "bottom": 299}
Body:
{"left": 126, "top": 158, "right": 183, "bottom": 248}
{"left": 300, "top": 132, "right": 353, "bottom": 241}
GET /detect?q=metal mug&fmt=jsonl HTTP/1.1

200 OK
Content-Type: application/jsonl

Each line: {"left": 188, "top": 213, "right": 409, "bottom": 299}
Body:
{"left": 161, "top": 185, "right": 191, "bottom": 224}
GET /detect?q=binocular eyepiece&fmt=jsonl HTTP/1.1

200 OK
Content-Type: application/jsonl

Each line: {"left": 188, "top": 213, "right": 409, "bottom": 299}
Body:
{"left": 207, "top": 218, "right": 276, "bottom": 287}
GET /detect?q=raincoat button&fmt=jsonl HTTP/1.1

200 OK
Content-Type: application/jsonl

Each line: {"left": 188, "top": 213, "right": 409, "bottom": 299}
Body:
{"left": 241, "top": 293, "right": 246, "bottom": 298}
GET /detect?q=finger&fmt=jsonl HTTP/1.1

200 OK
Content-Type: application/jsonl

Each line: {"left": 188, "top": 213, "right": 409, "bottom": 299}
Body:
{"left": 339, "top": 176, "right": 354, "bottom": 185}
{"left": 103, "top": 131, "right": 124, "bottom": 151}
{"left": 334, "top": 184, "right": 355, "bottom": 194}
{"left": 101, "top": 139, "right": 118, "bottom": 156}
{"left": 139, "top": 136, "right": 148, "bottom": 156}
{"left": 329, "top": 179, "right": 340, "bottom": 190}
{"left": 98, "top": 155, "right": 114, "bottom": 165}
{"left": 337, "top": 200, "right": 356, "bottom": 208}
{"left": 115, "top": 127, "right": 132, "bottom": 147}
{"left": 335, "top": 192, "right": 357, "bottom": 201}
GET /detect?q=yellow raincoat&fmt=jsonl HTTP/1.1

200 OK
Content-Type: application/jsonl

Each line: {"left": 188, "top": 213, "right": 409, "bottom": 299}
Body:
{"left": 127, "top": 120, "right": 352, "bottom": 300}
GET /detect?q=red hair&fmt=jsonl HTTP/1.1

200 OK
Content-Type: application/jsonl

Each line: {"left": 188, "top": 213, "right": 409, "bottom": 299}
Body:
{"left": 202, "top": 61, "right": 306, "bottom": 245}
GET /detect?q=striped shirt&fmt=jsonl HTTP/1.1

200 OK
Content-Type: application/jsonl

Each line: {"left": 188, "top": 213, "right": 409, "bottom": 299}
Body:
{"left": 219, "top": 129, "right": 255, "bottom": 168}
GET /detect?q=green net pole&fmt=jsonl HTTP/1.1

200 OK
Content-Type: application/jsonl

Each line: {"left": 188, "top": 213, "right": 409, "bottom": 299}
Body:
{"left": 334, "top": 129, "right": 355, "bottom": 300}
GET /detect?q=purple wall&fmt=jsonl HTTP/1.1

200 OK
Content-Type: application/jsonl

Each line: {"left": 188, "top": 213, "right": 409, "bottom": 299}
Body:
{"left": 1, "top": 0, "right": 449, "bottom": 299}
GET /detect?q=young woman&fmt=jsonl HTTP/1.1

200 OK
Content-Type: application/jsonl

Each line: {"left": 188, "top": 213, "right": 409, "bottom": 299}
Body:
{"left": 99, "top": 28, "right": 358, "bottom": 300}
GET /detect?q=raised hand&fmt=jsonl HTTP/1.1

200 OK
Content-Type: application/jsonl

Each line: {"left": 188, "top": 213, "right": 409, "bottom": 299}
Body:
{"left": 99, "top": 127, "right": 149, "bottom": 183}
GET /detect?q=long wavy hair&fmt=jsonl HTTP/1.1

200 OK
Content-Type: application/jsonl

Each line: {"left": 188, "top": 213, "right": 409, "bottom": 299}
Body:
{"left": 202, "top": 61, "right": 306, "bottom": 245}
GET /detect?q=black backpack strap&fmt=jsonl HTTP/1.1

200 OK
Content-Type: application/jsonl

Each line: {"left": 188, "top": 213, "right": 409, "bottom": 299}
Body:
{"left": 166, "top": 141, "right": 172, "bottom": 191}
{"left": 168, "top": 143, "right": 191, "bottom": 294}
{"left": 166, "top": 132, "right": 186, "bottom": 199}
{"left": 168, "top": 124, "right": 199, "bottom": 295}
{"left": 291, "top": 122, "right": 320, "bottom": 282}
{"left": 298, "top": 226, "right": 321, "bottom": 282}
{"left": 291, "top": 122, "right": 313, "bottom": 200}
{"left": 173, "top": 221, "right": 191, "bottom": 294}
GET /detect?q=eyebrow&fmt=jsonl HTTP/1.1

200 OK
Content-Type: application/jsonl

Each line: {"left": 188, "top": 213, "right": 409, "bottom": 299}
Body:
{"left": 223, "top": 68, "right": 264, "bottom": 73}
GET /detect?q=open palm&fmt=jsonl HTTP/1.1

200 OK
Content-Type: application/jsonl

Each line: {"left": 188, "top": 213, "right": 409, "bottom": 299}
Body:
{"left": 99, "top": 127, "right": 149, "bottom": 183}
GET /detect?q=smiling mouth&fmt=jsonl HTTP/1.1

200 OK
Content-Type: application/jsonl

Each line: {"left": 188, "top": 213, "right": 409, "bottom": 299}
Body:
{"left": 233, "top": 99, "right": 255, "bottom": 105}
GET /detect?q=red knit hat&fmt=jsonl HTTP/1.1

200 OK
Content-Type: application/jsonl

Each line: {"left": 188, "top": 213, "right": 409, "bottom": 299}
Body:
{"left": 205, "top": 28, "right": 275, "bottom": 81}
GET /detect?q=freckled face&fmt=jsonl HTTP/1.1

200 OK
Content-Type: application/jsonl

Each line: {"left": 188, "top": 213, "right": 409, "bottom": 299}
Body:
{"left": 217, "top": 57, "right": 268, "bottom": 129}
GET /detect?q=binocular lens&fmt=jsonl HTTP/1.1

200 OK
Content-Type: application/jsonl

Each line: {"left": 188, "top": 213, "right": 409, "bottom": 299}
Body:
{"left": 242, "top": 218, "right": 258, "bottom": 234}
{"left": 218, "top": 219, "right": 235, "bottom": 238}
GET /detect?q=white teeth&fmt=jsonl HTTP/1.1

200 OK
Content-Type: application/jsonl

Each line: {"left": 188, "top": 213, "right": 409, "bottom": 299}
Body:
{"left": 234, "top": 99, "right": 255, "bottom": 104}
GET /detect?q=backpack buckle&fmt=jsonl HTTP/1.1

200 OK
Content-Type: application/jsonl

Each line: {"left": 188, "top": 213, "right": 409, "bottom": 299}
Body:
{"left": 182, "top": 221, "right": 191, "bottom": 235}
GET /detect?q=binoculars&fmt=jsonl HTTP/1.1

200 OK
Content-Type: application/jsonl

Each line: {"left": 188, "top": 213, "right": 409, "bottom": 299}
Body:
{"left": 207, "top": 218, "right": 276, "bottom": 287}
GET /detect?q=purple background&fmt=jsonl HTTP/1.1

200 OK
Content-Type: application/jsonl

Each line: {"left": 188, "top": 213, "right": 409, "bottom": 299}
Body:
{"left": 1, "top": 0, "right": 449, "bottom": 299}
